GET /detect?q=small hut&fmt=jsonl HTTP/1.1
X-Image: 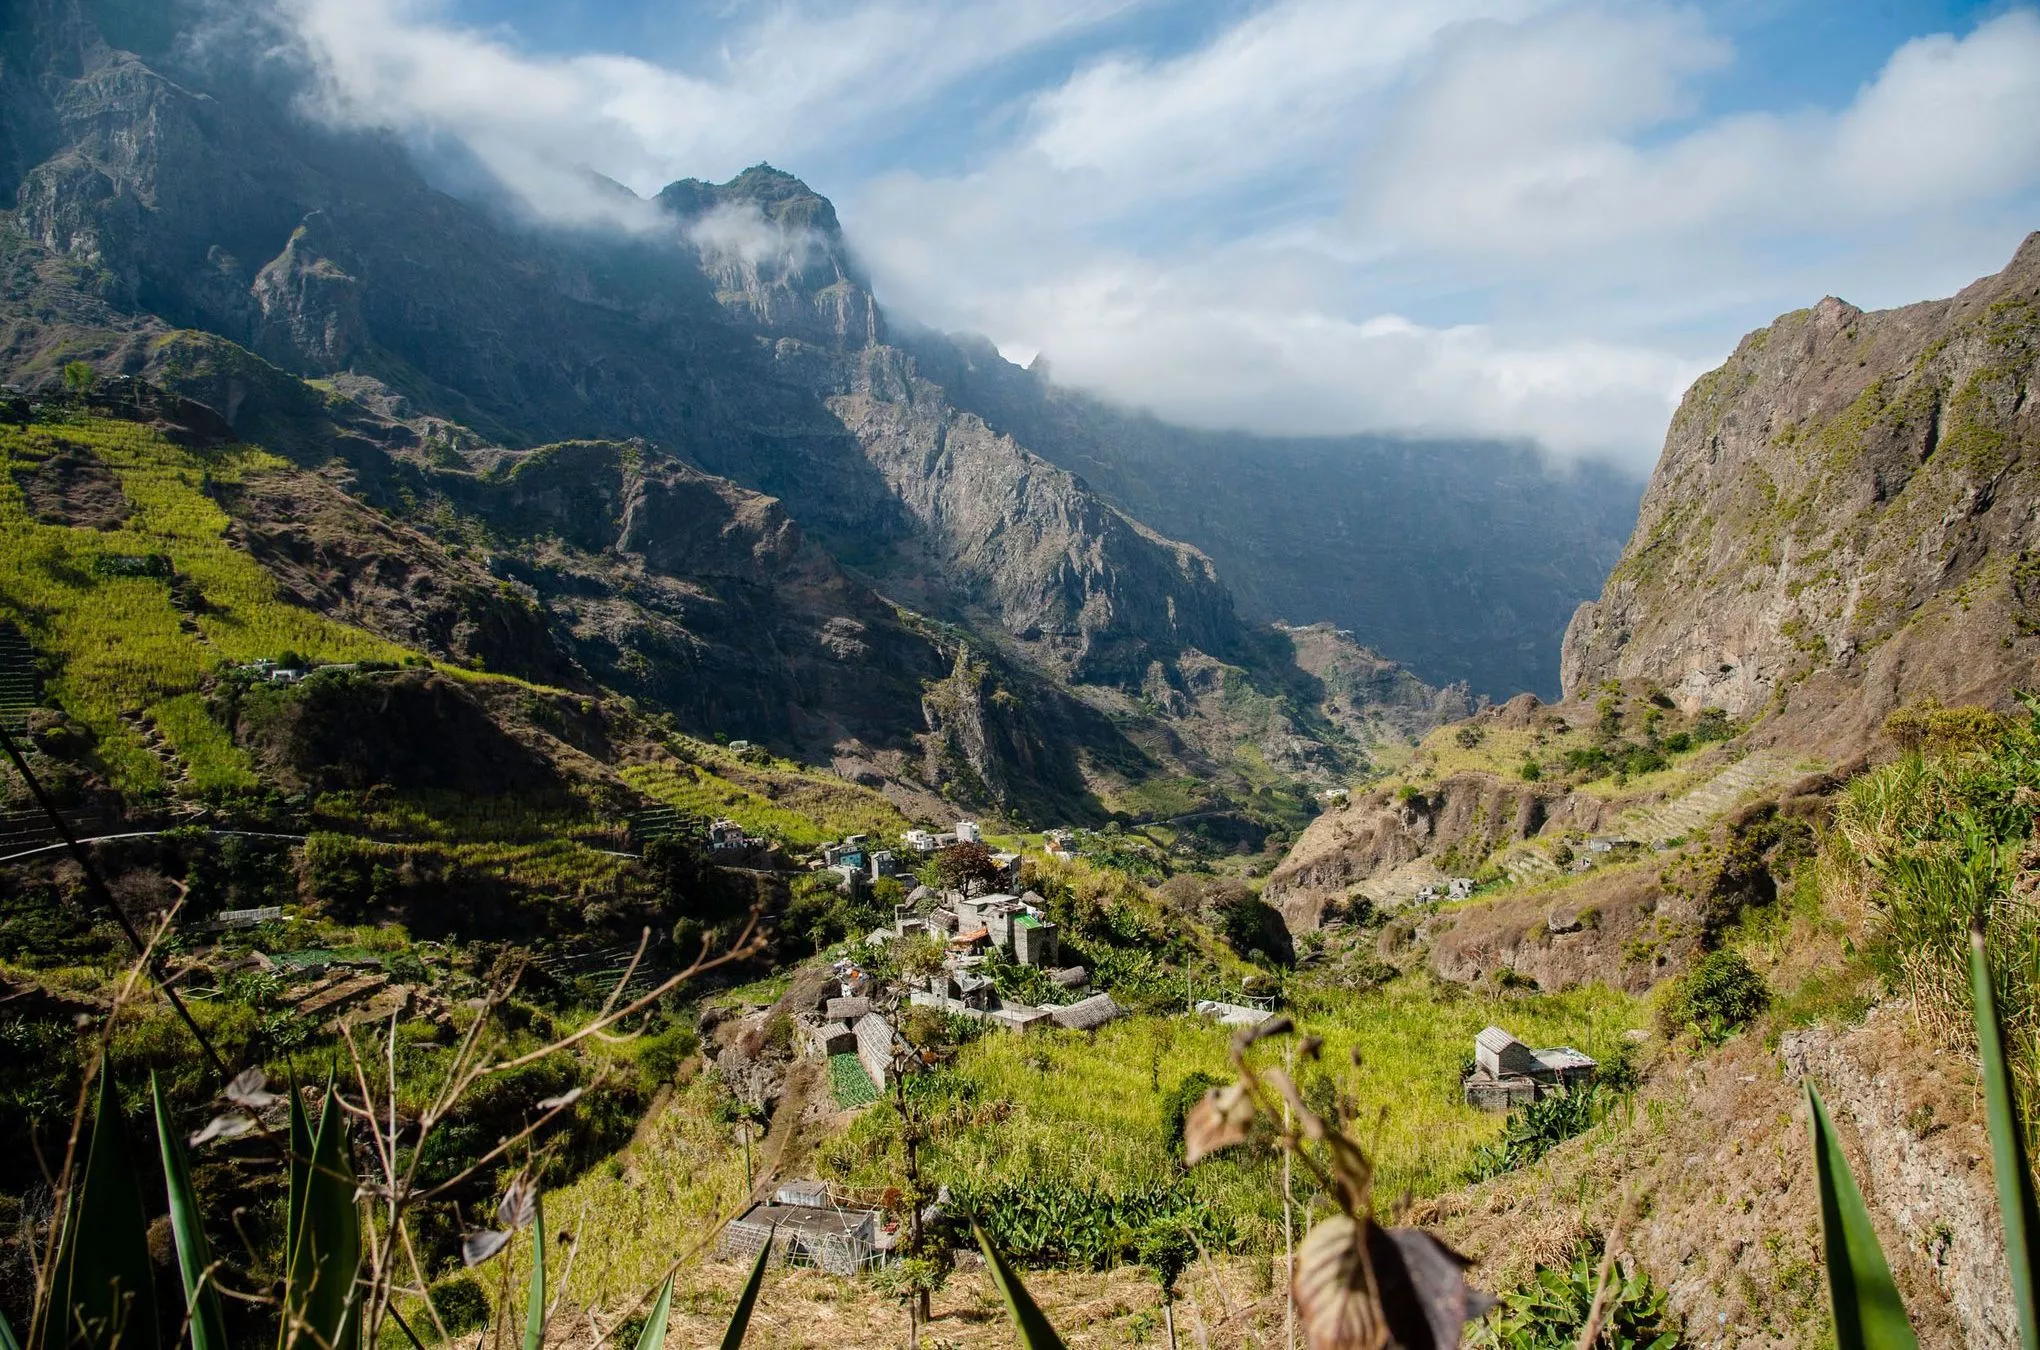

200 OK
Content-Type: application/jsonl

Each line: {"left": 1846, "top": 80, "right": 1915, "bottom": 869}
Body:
{"left": 1463, "top": 1025, "right": 1597, "bottom": 1110}
{"left": 1048, "top": 992, "right": 1124, "bottom": 1032}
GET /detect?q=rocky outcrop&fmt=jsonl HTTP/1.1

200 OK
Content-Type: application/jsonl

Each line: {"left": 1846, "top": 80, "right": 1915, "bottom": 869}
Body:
{"left": 1262, "top": 772, "right": 1606, "bottom": 931}
{"left": 828, "top": 346, "right": 1244, "bottom": 684}
{"left": 904, "top": 332, "right": 1643, "bottom": 699}
{"left": 659, "top": 165, "right": 883, "bottom": 350}
{"left": 251, "top": 212, "right": 365, "bottom": 373}
{"left": 1563, "top": 234, "right": 2040, "bottom": 752}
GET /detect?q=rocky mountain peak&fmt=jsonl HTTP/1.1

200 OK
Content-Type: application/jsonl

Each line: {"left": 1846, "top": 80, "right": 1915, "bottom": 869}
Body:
{"left": 1561, "top": 231, "right": 2040, "bottom": 753}
{"left": 655, "top": 164, "right": 878, "bottom": 348}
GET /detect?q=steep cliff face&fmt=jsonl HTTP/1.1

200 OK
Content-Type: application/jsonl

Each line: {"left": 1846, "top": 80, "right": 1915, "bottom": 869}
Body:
{"left": 905, "top": 332, "right": 1643, "bottom": 700}
{"left": 1563, "top": 234, "right": 2040, "bottom": 751}
{"left": 654, "top": 169, "right": 1249, "bottom": 687}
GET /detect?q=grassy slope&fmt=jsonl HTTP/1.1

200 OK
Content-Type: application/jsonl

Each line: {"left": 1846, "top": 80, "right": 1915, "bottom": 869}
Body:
{"left": 622, "top": 740, "right": 915, "bottom": 848}
{"left": 0, "top": 415, "right": 407, "bottom": 792}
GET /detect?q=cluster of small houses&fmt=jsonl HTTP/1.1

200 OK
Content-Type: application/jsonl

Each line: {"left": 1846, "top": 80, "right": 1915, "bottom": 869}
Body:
{"left": 708, "top": 1021, "right": 1600, "bottom": 1280}
{"left": 813, "top": 820, "right": 1030, "bottom": 893}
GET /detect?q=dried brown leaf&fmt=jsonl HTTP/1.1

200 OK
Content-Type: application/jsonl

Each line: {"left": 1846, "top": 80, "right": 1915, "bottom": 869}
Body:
{"left": 1293, "top": 1214, "right": 1386, "bottom": 1350}
{"left": 223, "top": 1066, "right": 280, "bottom": 1109}
{"left": 498, "top": 1173, "right": 539, "bottom": 1231}
{"left": 189, "top": 1113, "right": 256, "bottom": 1147}
{"left": 461, "top": 1229, "right": 511, "bottom": 1267}
{"left": 1183, "top": 1082, "right": 1257, "bottom": 1165}
{"left": 1369, "top": 1227, "right": 1492, "bottom": 1350}
{"left": 1232, "top": 1014, "right": 1293, "bottom": 1052}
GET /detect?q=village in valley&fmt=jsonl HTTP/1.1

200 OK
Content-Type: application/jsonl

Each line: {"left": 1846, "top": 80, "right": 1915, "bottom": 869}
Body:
{"left": 694, "top": 812, "right": 1599, "bottom": 1275}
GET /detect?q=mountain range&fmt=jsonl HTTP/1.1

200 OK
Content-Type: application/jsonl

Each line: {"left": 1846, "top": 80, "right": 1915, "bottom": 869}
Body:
{"left": 0, "top": 0, "right": 1646, "bottom": 835}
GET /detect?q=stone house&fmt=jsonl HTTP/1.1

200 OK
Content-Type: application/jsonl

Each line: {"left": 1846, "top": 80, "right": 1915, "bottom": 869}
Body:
{"left": 1462, "top": 1025, "right": 1597, "bottom": 1110}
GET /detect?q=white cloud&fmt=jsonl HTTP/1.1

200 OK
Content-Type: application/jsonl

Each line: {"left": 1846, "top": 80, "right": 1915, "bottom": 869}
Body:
{"left": 277, "top": 0, "right": 1134, "bottom": 219}
{"left": 271, "top": 0, "right": 2040, "bottom": 465}
{"left": 1364, "top": 6, "right": 2040, "bottom": 258}
{"left": 850, "top": 2, "right": 2040, "bottom": 463}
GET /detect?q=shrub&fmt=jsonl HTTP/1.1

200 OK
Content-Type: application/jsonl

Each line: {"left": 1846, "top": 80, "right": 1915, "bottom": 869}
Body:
{"left": 1691, "top": 707, "right": 1733, "bottom": 742}
{"left": 1468, "top": 1243, "right": 1679, "bottom": 1349}
{"left": 1160, "top": 1071, "right": 1225, "bottom": 1155}
{"left": 1519, "top": 760, "right": 1542, "bottom": 782}
{"left": 1464, "top": 1085, "right": 1609, "bottom": 1182}
{"left": 427, "top": 1276, "right": 489, "bottom": 1334}
{"left": 1658, "top": 950, "right": 1769, "bottom": 1044}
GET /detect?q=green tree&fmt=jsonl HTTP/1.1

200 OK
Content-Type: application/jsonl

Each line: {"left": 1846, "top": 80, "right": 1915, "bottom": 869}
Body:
{"left": 936, "top": 840, "right": 1001, "bottom": 896}
{"left": 62, "top": 360, "right": 97, "bottom": 395}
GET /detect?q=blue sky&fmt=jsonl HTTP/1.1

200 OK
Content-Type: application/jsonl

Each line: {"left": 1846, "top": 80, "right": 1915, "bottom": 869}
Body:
{"left": 280, "top": 0, "right": 2040, "bottom": 466}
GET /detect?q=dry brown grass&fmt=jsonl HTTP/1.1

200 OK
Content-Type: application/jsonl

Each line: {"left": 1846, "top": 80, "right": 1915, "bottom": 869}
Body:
{"left": 540, "top": 1256, "right": 1287, "bottom": 1349}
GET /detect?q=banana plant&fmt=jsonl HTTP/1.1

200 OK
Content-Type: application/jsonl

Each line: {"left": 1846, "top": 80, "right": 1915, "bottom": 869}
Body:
{"left": 1808, "top": 923, "right": 2040, "bottom": 1350}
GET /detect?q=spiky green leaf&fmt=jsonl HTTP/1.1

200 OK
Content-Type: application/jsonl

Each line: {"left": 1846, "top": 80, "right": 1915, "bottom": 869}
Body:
{"left": 284, "top": 1068, "right": 312, "bottom": 1288}
{"left": 1805, "top": 1080, "right": 1918, "bottom": 1350}
{"left": 1, "top": 1301, "right": 23, "bottom": 1350}
{"left": 153, "top": 1074, "right": 229, "bottom": 1350}
{"left": 1970, "top": 924, "right": 2040, "bottom": 1347}
{"left": 523, "top": 1196, "right": 547, "bottom": 1350}
{"left": 283, "top": 1074, "right": 361, "bottom": 1350}
{"left": 717, "top": 1231, "right": 773, "bottom": 1350}
{"left": 54, "top": 1070, "right": 158, "bottom": 1350}
{"left": 633, "top": 1275, "right": 674, "bottom": 1350}
{"left": 974, "top": 1222, "right": 1069, "bottom": 1350}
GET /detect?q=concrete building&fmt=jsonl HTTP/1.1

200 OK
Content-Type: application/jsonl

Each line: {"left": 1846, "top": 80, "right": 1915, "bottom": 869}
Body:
{"left": 718, "top": 1181, "right": 886, "bottom": 1276}
{"left": 1462, "top": 1025, "right": 1597, "bottom": 1110}
{"left": 954, "top": 820, "right": 982, "bottom": 844}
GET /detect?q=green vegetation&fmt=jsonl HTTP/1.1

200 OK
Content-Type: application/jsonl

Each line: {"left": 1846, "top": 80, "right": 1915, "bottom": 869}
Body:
{"left": 1463, "top": 1084, "right": 1619, "bottom": 1183}
{"left": 1824, "top": 697, "right": 2040, "bottom": 1119}
{"left": 621, "top": 740, "right": 910, "bottom": 849}
{"left": 0, "top": 416, "right": 407, "bottom": 793}
{"left": 1657, "top": 950, "right": 1770, "bottom": 1045}
{"left": 1467, "top": 1243, "right": 1679, "bottom": 1349}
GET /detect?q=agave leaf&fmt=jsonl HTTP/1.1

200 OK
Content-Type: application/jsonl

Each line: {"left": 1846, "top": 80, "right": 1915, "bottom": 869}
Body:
{"left": 55, "top": 1070, "right": 158, "bottom": 1350}
{"left": 0, "top": 1303, "right": 20, "bottom": 1350}
{"left": 1805, "top": 1081, "right": 1918, "bottom": 1350}
{"left": 154, "top": 1074, "right": 230, "bottom": 1350}
{"left": 633, "top": 1275, "right": 675, "bottom": 1350}
{"left": 717, "top": 1228, "right": 773, "bottom": 1350}
{"left": 1970, "top": 924, "right": 2040, "bottom": 1348}
{"left": 284, "top": 1067, "right": 312, "bottom": 1293}
{"left": 523, "top": 1195, "right": 547, "bottom": 1350}
{"left": 284, "top": 1074, "right": 361, "bottom": 1350}
{"left": 973, "top": 1222, "right": 1069, "bottom": 1350}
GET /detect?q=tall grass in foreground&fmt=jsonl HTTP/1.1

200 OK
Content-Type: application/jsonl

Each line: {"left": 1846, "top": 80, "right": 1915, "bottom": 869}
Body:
{"left": 1821, "top": 698, "right": 2040, "bottom": 1127}
{"left": 3, "top": 890, "right": 767, "bottom": 1350}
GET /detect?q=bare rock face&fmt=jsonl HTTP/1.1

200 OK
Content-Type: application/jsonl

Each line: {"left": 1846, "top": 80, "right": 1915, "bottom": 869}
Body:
{"left": 1563, "top": 234, "right": 2040, "bottom": 752}
{"left": 828, "top": 345, "right": 1244, "bottom": 685}
{"left": 659, "top": 166, "right": 883, "bottom": 351}
{"left": 1262, "top": 773, "right": 1606, "bottom": 931}
{"left": 252, "top": 212, "right": 365, "bottom": 373}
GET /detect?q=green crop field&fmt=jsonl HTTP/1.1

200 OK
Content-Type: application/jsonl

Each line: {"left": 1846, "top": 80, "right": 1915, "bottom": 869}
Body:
{"left": 0, "top": 416, "right": 409, "bottom": 793}
{"left": 622, "top": 743, "right": 912, "bottom": 848}
{"left": 810, "top": 976, "right": 1643, "bottom": 1248}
